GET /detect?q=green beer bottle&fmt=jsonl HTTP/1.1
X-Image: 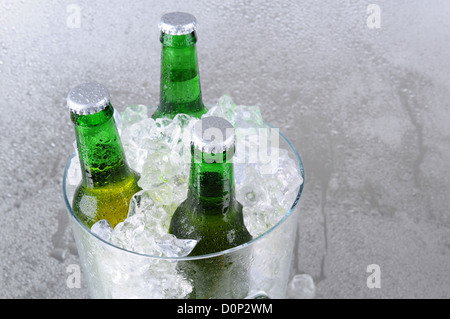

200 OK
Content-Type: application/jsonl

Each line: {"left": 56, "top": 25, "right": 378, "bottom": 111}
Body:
{"left": 152, "top": 12, "right": 208, "bottom": 119}
{"left": 68, "top": 82, "right": 142, "bottom": 229}
{"left": 169, "top": 116, "right": 252, "bottom": 298}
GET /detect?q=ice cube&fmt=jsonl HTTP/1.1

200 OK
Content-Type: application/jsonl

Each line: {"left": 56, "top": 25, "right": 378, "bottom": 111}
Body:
{"left": 287, "top": 274, "right": 316, "bottom": 299}
{"left": 156, "top": 233, "right": 197, "bottom": 257}
{"left": 120, "top": 104, "right": 148, "bottom": 127}
{"left": 110, "top": 190, "right": 184, "bottom": 256}
{"left": 205, "top": 94, "right": 237, "bottom": 124}
{"left": 126, "top": 190, "right": 152, "bottom": 218}
{"left": 236, "top": 166, "right": 271, "bottom": 208}
{"left": 110, "top": 213, "right": 158, "bottom": 255}
{"left": 245, "top": 290, "right": 271, "bottom": 299}
{"left": 67, "top": 153, "right": 81, "bottom": 186}
{"left": 234, "top": 104, "right": 264, "bottom": 128}
{"left": 121, "top": 118, "right": 158, "bottom": 173}
{"left": 138, "top": 151, "right": 185, "bottom": 189}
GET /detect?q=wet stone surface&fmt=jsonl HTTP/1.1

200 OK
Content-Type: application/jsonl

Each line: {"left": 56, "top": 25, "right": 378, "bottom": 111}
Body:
{"left": 0, "top": 0, "right": 449, "bottom": 298}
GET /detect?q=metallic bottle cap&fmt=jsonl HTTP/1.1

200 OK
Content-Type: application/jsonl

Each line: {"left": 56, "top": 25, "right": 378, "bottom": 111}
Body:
{"left": 67, "top": 82, "right": 111, "bottom": 115}
{"left": 192, "top": 116, "right": 235, "bottom": 154}
{"left": 159, "top": 12, "right": 198, "bottom": 35}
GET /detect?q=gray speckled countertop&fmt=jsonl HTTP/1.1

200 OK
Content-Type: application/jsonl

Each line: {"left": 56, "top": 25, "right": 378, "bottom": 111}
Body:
{"left": 1, "top": 0, "right": 449, "bottom": 299}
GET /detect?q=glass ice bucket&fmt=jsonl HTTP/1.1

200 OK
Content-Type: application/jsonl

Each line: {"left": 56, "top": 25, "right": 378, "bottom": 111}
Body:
{"left": 62, "top": 127, "right": 304, "bottom": 299}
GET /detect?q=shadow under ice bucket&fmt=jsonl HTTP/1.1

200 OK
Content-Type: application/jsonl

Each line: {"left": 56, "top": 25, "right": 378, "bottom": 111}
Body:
{"left": 63, "top": 125, "right": 304, "bottom": 299}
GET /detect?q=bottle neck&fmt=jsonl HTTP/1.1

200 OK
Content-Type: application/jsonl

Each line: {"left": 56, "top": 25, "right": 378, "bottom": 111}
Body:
{"left": 154, "top": 31, "right": 206, "bottom": 119}
{"left": 72, "top": 104, "right": 130, "bottom": 188}
{"left": 187, "top": 145, "right": 236, "bottom": 215}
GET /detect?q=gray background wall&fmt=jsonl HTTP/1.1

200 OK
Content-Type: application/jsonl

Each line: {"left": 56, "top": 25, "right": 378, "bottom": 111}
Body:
{"left": 1, "top": 0, "right": 449, "bottom": 298}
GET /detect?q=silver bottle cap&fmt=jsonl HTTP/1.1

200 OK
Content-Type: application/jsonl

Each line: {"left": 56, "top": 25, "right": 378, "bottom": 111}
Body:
{"left": 67, "top": 82, "right": 111, "bottom": 115}
{"left": 192, "top": 116, "right": 235, "bottom": 154}
{"left": 159, "top": 12, "right": 197, "bottom": 35}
